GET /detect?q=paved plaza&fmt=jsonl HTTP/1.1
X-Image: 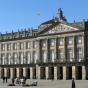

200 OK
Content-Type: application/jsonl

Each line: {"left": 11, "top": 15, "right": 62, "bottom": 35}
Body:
{"left": 0, "top": 79, "right": 88, "bottom": 88}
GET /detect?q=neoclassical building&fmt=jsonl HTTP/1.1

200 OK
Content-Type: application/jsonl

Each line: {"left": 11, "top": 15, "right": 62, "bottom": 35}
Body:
{"left": 0, "top": 9, "right": 88, "bottom": 80}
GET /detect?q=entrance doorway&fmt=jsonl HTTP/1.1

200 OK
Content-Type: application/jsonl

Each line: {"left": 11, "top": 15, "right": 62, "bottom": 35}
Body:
{"left": 67, "top": 66, "right": 72, "bottom": 80}
{"left": 13, "top": 68, "right": 16, "bottom": 78}
{"left": 7, "top": 68, "right": 10, "bottom": 78}
{"left": 26, "top": 68, "right": 30, "bottom": 79}
{"left": 76, "top": 66, "right": 82, "bottom": 80}
{"left": 40, "top": 67, "right": 45, "bottom": 79}
{"left": 49, "top": 67, "right": 54, "bottom": 79}
{"left": 33, "top": 67, "right": 36, "bottom": 79}
{"left": 59, "top": 67, "right": 63, "bottom": 79}
{"left": 20, "top": 68, "right": 23, "bottom": 78}
{"left": 1, "top": 68, "right": 4, "bottom": 78}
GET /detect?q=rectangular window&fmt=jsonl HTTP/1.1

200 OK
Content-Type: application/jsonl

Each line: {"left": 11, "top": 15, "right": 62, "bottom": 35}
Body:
{"left": 26, "top": 52, "right": 31, "bottom": 64}
{"left": 33, "top": 41, "right": 38, "bottom": 48}
{"left": 19, "top": 42, "right": 24, "bottom": 49}
{"left": 1, "top": 54, "right": 5, "bottom": 65}
{"left": 77, "top": 48, "right": 83, "bottom": 62}
{"left": 41, "top": 40, "right": 46, "bottom": 48}
{"left": 67, "top": 48, "right": 74, "bottom": 62}
{"left": 58, "top": 38, "right": 64, "bottom": 46}
{"left": 13, "top": 53, "right": 18, "bottom": 64}
{"left": 58, "top": 50, "right": 64, "bottom": 62}
{"left": 7, "top": 53, "right": 11, "bottom": 64}
{"left": 13, "top": 43, "right": 17, "bottom": 50}
{"left": 33, "top": 51, "right": 38, "bottom": 63}
{"left": 50, "top": 50, "right": 55, "bottom": 62}
{"left": 7, "top": 43, "right": 11, "bottom": 51}
{"left": 66, "top": 37, "right": 73, "bottom": 45}
{"left": 26, "top": 41, "right": 31, "bottom": 49}
{"left": 1, "top": 44, "right": 5, "bottom": 51}
{"left": 76, "top": 36, "right": 82, "bottom": 44}
{"left": 49, "top": 39, "right": 56, "bottom": 47}
{"left": 42, "top": 51, "right": 47, "bottom": 62}
{"left": 19, "top": 52, "right": 24, "bottom": 64}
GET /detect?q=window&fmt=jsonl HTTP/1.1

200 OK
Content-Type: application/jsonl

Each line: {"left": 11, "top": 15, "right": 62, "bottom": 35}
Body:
{"left": 76, "top": 36, "right": 82, "bottom": 44}
{"left": 58, "top": 38, "right": 64, "bottom": 46}
{"left": 42, "top": 51, "right": 47, "bottom": 62}
{"left": 13, "top": 53, "right": 18, "bottom": 64}
{"left": 67, "top": 48, "right": 73, "bottom": 62}
{"left": 7, "top": 43, "right": 11, "bottom": 51}
{"left": 26, "top": 52, "right": 31, "bottom": 64}
{"left": 33, "top": 41, "right": 38, "bottom": 48}
{"left": 58, "top": 50, "right": 64, "bottom": 61}
{"left": 66, "top": 37, "right": 73, "bottom": 45}
{"left": 19, "top": 42, "right": 24, "bottom": 49}
{"left": 13, "top": 43, "right": 17, "bottom": 50}
{"left": 50, "top": 50, "right": 55, "bottom": 62}
{"left": 26, "top": 41, "right": 31, "bottom": 49}
{"left": 77, "top": 48, "right": 83, "bottom": 62}
{"left": 1, "top": 44, "right": 5, "bottom": 51}
{"left": 1, "top": 54, "right": 5, "bottom": 65}
{"left": 50, "top": 39, "right": 55, "bottom": 46}
{"left": 33, "top": 51, "right": 38, "bottom": 63}
{"left": 19, "top": 52, "right": 24, "bottom": 64}
{"left": 41, "top": 40, "right": 46, "bottom": 47}
{"left": 7, "top": 53, "right": 11, "bottom": 64}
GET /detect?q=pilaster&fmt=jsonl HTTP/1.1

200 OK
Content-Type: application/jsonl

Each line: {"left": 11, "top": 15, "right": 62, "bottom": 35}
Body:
{"left": 46, "top": 67, "right": 49, "bottom": 79}
{"left": 82, "top": 66, "right": 86, "bottom": 80}
{"left": 63, "top": 66, "right": 66, "bottom": 80}
{"left": 36, "top": 65, "right": 40, "bottom": 79}
{"left": 23, "top": 68, "right": 26, "bottom": 77}
{"left": 10, "top": 68, "right": 13, "bottom": 78}
{"left": 0, "top": 67, "right": 1, "bottom": 78}
{"left": 30, "top": 67, "right": 33, "bottom": 79}
{"left": 4, "top": 68, "right": 7, "bottom": 77}
{"left": 16, "top": 68, "right": 20, "bottom": 78}
{"left": 54, "top": 66, "right": 57, "bottom": 80}
{"left": 72, "top": 66, "right": 76, "bottom": 79}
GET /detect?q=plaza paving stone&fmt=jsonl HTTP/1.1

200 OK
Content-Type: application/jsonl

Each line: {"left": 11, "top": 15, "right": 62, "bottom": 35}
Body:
{"left": 0, "top": 79, "right": 88, "bottom": 88}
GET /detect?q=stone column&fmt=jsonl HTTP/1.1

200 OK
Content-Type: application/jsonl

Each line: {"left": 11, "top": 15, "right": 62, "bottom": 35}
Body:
{"left": 31, "top": 41, "right": 33, "bottom": 63}
{"left": 23, "top": 68, "right": 26, "bottom": 77}
{"left": 63, "top": 66, "right": 66, "bottom": 80}
{"left": 0, "top": 67, "right": 1, "bottom": 78}
{"left": 73, "top": 36, "right": 76, "bottom": 62}
{"left": 46, "top": 67, "right": 49, "bottom": 79}
{"left": 54, "top": 66, "right": 57, "bottom": 80}
{"left": 46, "top": 39, "right": 49, "bottom": 62}
{"left": 10, "top": 68, "right": 13, "bottom": 78}
{"left": 36, "top": 65, "right": 40, "bottom": 79}
{"left": 82, "top": 66, "right": 86, "bottom": 80}
{"left": 72, "top": 66, "right": 76, "bottom": 79}
{"left": 4, "top": 68, "right": 7, "bottom": 77}
{"left": 37, "top": 40, "right": 40, "bottom": 63}
{"left": 64, "top": 37, "right": 66, "bottom": 62}
{"left": 30, "top": 67, "right": 33, "bottom": 79}
{"left": 16, "top": 68, "right": 20, "bottom": 78}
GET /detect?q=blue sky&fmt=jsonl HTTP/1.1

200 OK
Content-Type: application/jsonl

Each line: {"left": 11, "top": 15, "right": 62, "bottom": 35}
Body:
{"left": 0, "top": 0, "right": 88, "bottom": 33}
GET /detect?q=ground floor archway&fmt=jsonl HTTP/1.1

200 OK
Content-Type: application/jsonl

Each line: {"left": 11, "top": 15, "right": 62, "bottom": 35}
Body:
{"left": 1, "top": 68, "right": 4, "bottom": 78}
{"left": 76, "top": 66, "right": 82, "bottom": 80}
{"left": 59, "top": 67, "right": 63, "bottom": 79}
{"left": 26, "top": 68, "right": 30, "bottom": 79}
{"left": 66, "top": 66, "right": 72, "bottom": 80}
{"left": 32, "top": 67, "right": 36, "bottom": 79}
{"left": 49, "top": 67, "right": 54, "bottom": 79}
{"left": 7, "top": 68, "right": 10, "bottom": 78}
{"left": 40, "top": 67, "right": 46, "bottom": 79}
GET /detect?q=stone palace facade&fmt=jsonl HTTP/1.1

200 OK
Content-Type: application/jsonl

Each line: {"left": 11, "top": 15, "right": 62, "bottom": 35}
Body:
{"left": 0, "top": 9, "right": 88, "bottom": 80}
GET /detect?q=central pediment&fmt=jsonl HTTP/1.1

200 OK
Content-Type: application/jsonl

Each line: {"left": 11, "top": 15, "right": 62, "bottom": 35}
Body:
{"left": 38, "top": 23, "right": 80, "bottom": 35}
